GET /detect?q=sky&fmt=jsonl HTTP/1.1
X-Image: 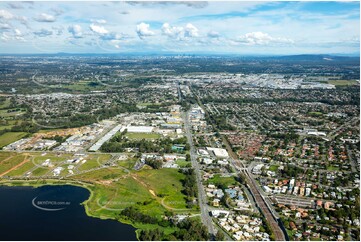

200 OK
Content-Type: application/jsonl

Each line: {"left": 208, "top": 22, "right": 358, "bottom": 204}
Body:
{"left": 0, "top": 1, "right": 359, "bottom": 55}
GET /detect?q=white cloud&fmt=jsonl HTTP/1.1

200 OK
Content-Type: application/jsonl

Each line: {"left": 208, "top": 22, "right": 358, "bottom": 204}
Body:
{"left": 119, "top": 11, "right": 130, "bottom": 15}
{"left": 0, "top": 9, "right": 14, "bottom": 20}
{"left": 110, "top": 39, "right": 121, "bottom": 49}
{"left": 136, "top": 23, "right": 155, "bottom": 39}
{"left": 161, "top": 23, "right": 200, "bottom": 40}
{"left": 91, "top": 19, "right": 107, "bottom": 24}
{"left": 101, "top": 32, "right": 122, "bottom": 40}
{"left": 33, "top": 28, "right": 53, "bottom": 37}
{"left": 184, "top": 23, "right": 199, "bottom": 38}
{"left": 7, "top": 3, "right": 24, "bottom": 9}
{"left": 161, "top": 23, "right": 183, "bottom": 38}
{"left": 127, "top": 1, "right": 208, "bottom": 9}
{"left": 89, "top": 23, "right": 109, "bottom": 35}
{"left": 207, "top": 31, "right": 220, "bottom": 38}
{"left": 1, "top": 32, "right": 10, "bottom": 41}
{"left": 68, "top": 25, "right": 83, "bottom": 38}
{"left": 235, "top": 32, "right": 293, "bottom": 45}
{"left": 0, "top": 23, "right": 11, "bottom": 30}
{"left": 14, "top": 28, "right": 24, "bottom": 40}
{"left": 0, "top": 28, "right": 25, "bottom": 41}
{"left": 34, "top": 13, "right": 56, "bottom": 22}
{"left": 136, "top": 22, "right": 155, "bottom": 39}
{"left": 14, "top": 29, "right": 21, "bottom": 36}
{"left": 52, "top": 26, "right": 64, "bottom": 36}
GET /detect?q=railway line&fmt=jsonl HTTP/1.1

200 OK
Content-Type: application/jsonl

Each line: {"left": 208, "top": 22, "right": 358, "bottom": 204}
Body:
{"left": 244, "top": 170, "right": 285, "bottom": 241}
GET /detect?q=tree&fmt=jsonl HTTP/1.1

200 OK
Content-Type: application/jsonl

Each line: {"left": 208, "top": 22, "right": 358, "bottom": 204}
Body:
{"left": 215, "top": 230, "right": 225, "bottom": 241}
{"left": 186, "top": 153, "right": 191, "bottom": 161}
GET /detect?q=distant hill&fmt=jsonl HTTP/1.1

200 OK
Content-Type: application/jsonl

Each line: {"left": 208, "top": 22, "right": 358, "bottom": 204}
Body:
{"left": 273, "top": 54, "right": 360, "bottom": 63}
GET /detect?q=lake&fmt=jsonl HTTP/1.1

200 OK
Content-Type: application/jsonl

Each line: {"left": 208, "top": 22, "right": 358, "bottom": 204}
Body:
{"left": 0, "top": 185, "right": 137, "bottom": 241}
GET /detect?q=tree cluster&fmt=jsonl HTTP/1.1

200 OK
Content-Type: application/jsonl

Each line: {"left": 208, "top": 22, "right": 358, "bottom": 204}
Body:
{"left": 180, "top": 169, "right": 198, "bottom": 208}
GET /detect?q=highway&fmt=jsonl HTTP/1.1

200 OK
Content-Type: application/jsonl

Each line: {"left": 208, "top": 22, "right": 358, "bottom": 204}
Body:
{"left": 183, "top": 111, "right": 216, "bottom": 238}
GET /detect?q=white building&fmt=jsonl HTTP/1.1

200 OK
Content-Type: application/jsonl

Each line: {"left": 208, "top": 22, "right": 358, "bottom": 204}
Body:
{"left": 206, "top": 147, "right": 229, "bottom": 158}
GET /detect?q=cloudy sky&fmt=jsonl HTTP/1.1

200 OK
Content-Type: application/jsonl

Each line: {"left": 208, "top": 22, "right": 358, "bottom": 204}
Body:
{"left": 0, "top": 1, "right": 359, "bottom": 55}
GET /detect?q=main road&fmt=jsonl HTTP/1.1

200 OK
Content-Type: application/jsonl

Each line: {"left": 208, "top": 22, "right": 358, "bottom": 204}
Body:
{"left": 183, "top": 111, "right": 216, "bottom": 238}
{"left": 189, "top": 86, "right": 285, "bottom": 241}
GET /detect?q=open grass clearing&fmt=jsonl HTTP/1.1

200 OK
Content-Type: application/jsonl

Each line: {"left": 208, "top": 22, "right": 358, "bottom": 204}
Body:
{"left": 0, "top": 109, "right": 26, "bottom": 117}
{"left": 175, "top": 160, "right": 191, "bottom": 168}
{"left": 0, "top": 153, "right": 28, "bottom": 175}
{"left": 269, "top": 165, "right": 279, "bottom": 172}
{"left": 6, "top": 161, "right": 36, "bottom": 177}
{"left": 327, "top": 80, "right": 359, "bottom": 86}
{"left": 135, "top": 168, "right": 189, "bottom": 210}
{"left": 0, "top": 152, "right": 15, "bottom": 162}
{"left": 77, "top": 154, "right": 111, "bottom": 171}
{"left": 117, "top": 158, "right": 137, "bottom": 169}
{"left": 31, "top": 167, "right": 50, "bottom": 176}
{"left": 125, "top": 132, "right": 161, "bottom": 140}
{"left": 32, "top": 153, "right": 73, "bottom": 166}
{"left": 0, "top": 98, "right": 11, "bottom": 109}
{"left": 71, "top": 167, "right": 127, "bottom": 181}
{"left": 327, "top": 166, "right": 339, "bottom": 171}
{"left": 0, "top": 132, "right": 28, "bottom": 148}
{"left": 207, "top": 174, "right": 238, "bottom": 188}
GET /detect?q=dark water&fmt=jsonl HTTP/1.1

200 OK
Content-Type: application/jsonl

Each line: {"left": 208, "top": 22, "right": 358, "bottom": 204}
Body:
{"left": 0, "top": 185, "right": 137, "bottom": 241}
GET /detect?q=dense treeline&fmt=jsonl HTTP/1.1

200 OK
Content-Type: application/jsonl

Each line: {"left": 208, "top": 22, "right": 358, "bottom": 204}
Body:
{"left": 119, "top": 207, "right": 158, "bottom": 224}
{"left": 119, "top": 206, "right": 210, "bottom": 241}
{"left": 138, "top": 218, "right": 210, "bottom": 241}
{"left": 35, "top": 104, "right": 139, "bottom": 129}
{"left": 200, "top": 89, "right": 360, "bottom": 106}
{"left": 180, "top": 169, "right": 198, "bottom": 208}
{"left": 268, "top": 132, "right": 299, "bottom": 141}
{"left": 145, "top": 158, "right": 163, "bottom": 169}
{"left": 205, "top": 114, "right": 236, "bottom": 131}
{"left": 11, "top": 121, "right": 39, "bottom": 133}
{"left": 280, "top": 164, "right": 304, "bottom": 177}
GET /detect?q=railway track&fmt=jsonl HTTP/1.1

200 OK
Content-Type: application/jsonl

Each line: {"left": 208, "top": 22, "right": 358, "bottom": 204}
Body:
{"left": 244, "top": 171, "right": 285, "bottom": 241}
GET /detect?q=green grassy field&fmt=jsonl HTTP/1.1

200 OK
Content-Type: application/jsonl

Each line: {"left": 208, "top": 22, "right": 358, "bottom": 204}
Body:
{"left": 63, "top": 82, "right": 106, "bottom": 92}
{"left": 308, "top": 111, "right": 323, "bottom": 117}
{"left": 0, "top": 119, "right": 17, "bottom": 131}
{"left": 137, "top": 102, "right": 161, "bottom": 107}
{"left": 0, "top": 152, "right": 14, "bottom": 162}
{"left": 269, "top": 165, "right": 279, "bottom": 172}
{"left": 207, "top": 174, "right": 238, "bottom": 188}
{"left": 0, "top": 153, "right": 27, "bottom": 174}
{"left": 125, "top": 132, "right": 161, "bottom": 140}
{"left": 32, "top": 153, "right": 73, "bottom": 166}
{"left": 0, "top": 98, "right": 11, "bottom": 109}
{"left": 6, "top": 161, "right": 36, "bottom": 176}
{"left": 327, "top": 80, "right": 359, "bottom": 86}
{"left": 118, "top": 158, "right": 137, "bottom": 169}
{"left": 31, "top": 167, "right": 50, "bottom": 176}
{"left": 70, "top": 167, "right": 193, "bottom": 216}
{"left": 0, "top": 132, "right": 28, "bottom": 148}
{"left": 77, "top": 154, "right": 112, "bottom": 171}
{"left": 175, "top": 159, "right": 191, "bottom": 168}
{"left": 327, "top": 166, "right": 339, "bottom": 171}
{"left": 0, "top": 125, "right": 14, "bottom": 131}
{"left": 136, "top": 168, "right": 189, "bottom": 210}
{"left": 0, "top": 109, "right": 26, "bottom": 117}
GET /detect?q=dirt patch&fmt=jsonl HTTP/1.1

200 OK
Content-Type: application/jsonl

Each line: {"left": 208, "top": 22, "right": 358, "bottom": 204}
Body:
{"left": 149, "top": 189, "right": 156, "bottom": 197}
{"left": 96, "top": 180, "right": 113, "bottom": 185}
{"left": 0, "top": 156, "right": 29, "bottom": 177}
